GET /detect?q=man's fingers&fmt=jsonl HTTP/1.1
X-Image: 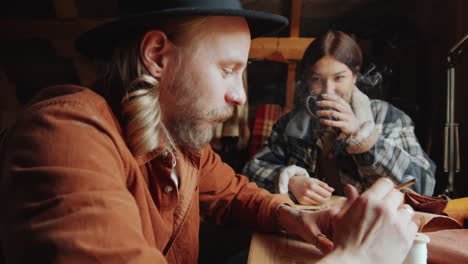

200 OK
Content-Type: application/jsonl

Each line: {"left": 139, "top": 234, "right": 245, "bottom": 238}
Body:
{"left": 362, "top": 177, "right": 394, "bottom": 201}
{"left": 336, "top": 184, "right": 359, "bottom": 217}
{"left": 344, "top": 184, "right": 359, "bottom": 200}
{"left": 314, "top": 233, "right": 334, "bottom": 254}
{"left": 408, "top": 221, "right": 419, "bottom": 236}
{"left": 399, "top": 204, "right": 415, "bottom": 221}
{"left": 384, "top": 188, "right": 404, "bottom": 211}
{"left": 405, "top": 216, "right": 419, "bottom": 245}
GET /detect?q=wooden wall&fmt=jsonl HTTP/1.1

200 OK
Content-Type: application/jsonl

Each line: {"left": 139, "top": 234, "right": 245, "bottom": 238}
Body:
{"left": 408, "top": 0, "right": 468, "bottom": 197}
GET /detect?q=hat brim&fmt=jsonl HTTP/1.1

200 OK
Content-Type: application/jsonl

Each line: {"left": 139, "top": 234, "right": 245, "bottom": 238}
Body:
{"left": 76, "top": 8, "right": 289, "bottom": 58}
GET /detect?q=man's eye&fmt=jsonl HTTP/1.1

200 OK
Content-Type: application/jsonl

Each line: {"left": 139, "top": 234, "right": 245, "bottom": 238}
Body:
{"left": 336, "top": 75, "right": 346, "bottom": 80}
{"left": 310, "top": 77, "right": 320, "bottom": 81}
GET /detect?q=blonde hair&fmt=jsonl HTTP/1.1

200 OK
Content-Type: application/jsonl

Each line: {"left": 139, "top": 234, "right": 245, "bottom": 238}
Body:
{"left": 94, "top": 16, "right": 211, "bottom": 157}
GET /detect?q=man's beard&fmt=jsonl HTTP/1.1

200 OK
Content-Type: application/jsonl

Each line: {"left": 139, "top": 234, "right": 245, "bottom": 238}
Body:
{"left": 170, "top": 105, "right": 233, "bottom": 152}
{"left": 162, "top": 60, "right": 234, "bottom": 152}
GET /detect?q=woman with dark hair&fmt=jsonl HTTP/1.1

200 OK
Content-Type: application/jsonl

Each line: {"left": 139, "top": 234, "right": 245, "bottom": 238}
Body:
{"left": 243, "top": 31, "right": 436, "bottom": 205}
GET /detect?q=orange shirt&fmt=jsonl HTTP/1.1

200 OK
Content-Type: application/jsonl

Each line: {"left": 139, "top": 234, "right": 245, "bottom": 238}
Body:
{"left": 1, "top": 85, "right": 292, "bottom": 263}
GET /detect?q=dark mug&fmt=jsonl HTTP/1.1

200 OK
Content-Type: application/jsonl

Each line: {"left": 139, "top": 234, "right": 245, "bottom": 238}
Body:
{"left": 305, "top": 94, "right": 337, "bottom": 133}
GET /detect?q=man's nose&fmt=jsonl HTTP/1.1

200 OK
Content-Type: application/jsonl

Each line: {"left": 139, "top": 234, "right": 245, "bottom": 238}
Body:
{"left": 225, "top": 82, "right": 246, "bottom": 106}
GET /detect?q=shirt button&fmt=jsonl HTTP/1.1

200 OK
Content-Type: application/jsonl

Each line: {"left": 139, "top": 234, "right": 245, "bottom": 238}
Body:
{"left": 164, "top": 185, "right": 174, "bottom": 194}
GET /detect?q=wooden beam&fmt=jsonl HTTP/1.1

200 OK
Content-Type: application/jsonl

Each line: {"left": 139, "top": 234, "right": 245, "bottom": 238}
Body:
{"left": 1, "top": 19, "right": 314, "bottom": 60}
{"left": 286, "top": 63, "right": 297, "bottom": 112}
{"left": 53, "top": 0, "right": 79, "bottom": 19}
{"left": 50, "top": 39, "right": 79, "bottom": 57}
{"left": 0, "top": 19, "right": 113, "bottom": 41}
{"left": 290, "top": 0, "right": 303, "bottom": 38}
{"left": 72, "top": 56, "right": 97, "bottom": 87}
{"left": 285, "top": 0, "right": 304, "bottom": 112}
{"left": 249, "top": 37, "right": 314, "bottom": 61}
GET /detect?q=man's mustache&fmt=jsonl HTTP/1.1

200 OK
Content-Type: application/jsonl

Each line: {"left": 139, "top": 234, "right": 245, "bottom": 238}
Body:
{"left": 206, "top": 106, "right": 234, "bottom": 123}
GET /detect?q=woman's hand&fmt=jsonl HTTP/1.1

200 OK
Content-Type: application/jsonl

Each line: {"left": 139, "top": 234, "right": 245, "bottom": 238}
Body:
{"left": 315, "top": 94, "right": 360, "bottom": 136}
{"left": 289, "top": 176, "right": 334, "bottom": 205}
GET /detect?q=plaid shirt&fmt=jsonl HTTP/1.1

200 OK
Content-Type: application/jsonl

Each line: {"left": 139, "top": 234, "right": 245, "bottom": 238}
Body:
{"left": 243, "top": 99, "right": 436, "bottom": 196}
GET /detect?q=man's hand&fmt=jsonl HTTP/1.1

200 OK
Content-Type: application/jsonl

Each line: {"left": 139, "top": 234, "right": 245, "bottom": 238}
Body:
{"left": 326, "top": 178, "right": 418, "bottom": 264}
{"left": 276, "top": 205, "right": 338, "bottom": 254}
{"left": 315, "top": 94, "right": 360, "bottom": 136}
{"left": 276, "top": 177, "right": 418, "bottom": 264}
{"left": 289, "top": 176, "right": 334, "bottom": 205}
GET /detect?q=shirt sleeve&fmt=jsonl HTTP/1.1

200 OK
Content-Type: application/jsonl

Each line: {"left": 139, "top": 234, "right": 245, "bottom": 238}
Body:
{"left": 351, "top": 101, "right": 436, "bottom": 195}
{"left": 198, "top": 146, "right": 293, "bottom": 233}
{"left": 1, "top": 100, "right": 168, "bottom": 263}
{"left": 242, "top": 116, "right": 291, "bottom": 193}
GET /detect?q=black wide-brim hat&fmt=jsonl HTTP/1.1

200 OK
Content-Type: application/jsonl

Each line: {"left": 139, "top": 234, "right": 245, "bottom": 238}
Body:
{"left": 76, "top": 0, "right": 289, "bottom": 58}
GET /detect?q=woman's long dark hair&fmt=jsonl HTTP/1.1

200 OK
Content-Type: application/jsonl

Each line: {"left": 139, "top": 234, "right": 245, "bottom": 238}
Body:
{"left": 298, "top": 31, "right": 362, "bottom": 79}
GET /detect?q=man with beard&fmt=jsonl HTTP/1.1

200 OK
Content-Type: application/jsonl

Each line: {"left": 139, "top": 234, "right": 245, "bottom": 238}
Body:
{"left": 1, "top": 1, "right": 417, "bottom": 264}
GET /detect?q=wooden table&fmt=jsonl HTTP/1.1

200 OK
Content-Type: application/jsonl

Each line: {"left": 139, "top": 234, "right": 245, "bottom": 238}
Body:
{"left": 248, "top": 197, "right": 347, "bottom": 263}
{"left": 248, "top": 232, "right": 324, "bottom": 263}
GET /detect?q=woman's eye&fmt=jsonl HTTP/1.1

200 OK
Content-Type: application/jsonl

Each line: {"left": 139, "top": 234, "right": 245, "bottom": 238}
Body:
{"left": 310, "top": 77, "right": 320, "bottom": 81}
{"left": 222, "top": 68, "right": 234, "bottom": 75}
{"left": 336, "top": 75, "right": 345, "bottom": 80}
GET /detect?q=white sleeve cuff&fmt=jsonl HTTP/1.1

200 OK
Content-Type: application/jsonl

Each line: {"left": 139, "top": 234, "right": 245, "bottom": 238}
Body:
{"left": 276, "top": 165, "right": 310, "bottom": 194}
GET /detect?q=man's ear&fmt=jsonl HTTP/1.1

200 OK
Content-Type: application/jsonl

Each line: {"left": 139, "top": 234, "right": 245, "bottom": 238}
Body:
{"left": 140, "top": 30, "right": 174, "bottom": 78}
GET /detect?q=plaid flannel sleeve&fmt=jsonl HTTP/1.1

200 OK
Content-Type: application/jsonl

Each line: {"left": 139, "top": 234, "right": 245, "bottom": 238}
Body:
{"left": 352, "top": 100, "right": 436, "bottom": 195}
{"left": 242, "top": 116, "right": 291, "bottom": 193}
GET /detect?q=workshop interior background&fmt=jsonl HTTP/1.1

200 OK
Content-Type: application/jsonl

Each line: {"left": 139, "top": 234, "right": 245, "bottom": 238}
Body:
{"left": 1, "top": 0, "right": 467, "bottom": 196}
{"left": 1, "top": 0, "right": 467, "bottom": 263}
